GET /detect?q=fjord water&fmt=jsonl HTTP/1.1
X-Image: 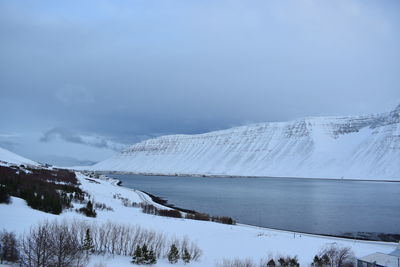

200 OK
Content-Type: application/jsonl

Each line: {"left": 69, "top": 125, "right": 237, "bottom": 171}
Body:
{"left": 111, "top": 174, "right": 400, "bottom": 239}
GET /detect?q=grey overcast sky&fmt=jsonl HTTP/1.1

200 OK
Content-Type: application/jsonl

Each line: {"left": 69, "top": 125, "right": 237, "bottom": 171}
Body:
{"left": 1, "top": 0, "right": 400, "bottom": 166}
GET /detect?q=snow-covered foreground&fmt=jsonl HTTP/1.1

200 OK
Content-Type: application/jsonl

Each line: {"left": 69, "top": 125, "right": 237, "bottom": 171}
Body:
{"left": 0, "top": 172, "right": 397, "bottom": 266}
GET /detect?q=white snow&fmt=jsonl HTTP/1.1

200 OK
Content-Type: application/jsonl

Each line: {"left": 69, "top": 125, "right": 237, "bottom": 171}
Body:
{"left": 0, "top": 172, "right": 397, "bottom": 266}
{"left": 0, "top": 147, "right": 38, "bottom": 166}
{"left": 81, "top": 106, "right": 400, "bottom": 180}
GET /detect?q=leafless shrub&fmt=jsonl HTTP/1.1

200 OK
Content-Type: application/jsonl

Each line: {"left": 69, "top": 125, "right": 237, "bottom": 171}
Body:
{"left": 185, "top": 213, "right": 208, "bottom": 221}
{"left": 158, "top": 209, "right": 182, "bottom": 218}
{"left": 18, "top": 218, "right": 202, "bottom": 265}
{"left": 19, "top": 220, "right": 87, "bottom": 267}
{"left": 169, "top": 236, "right": 202, "bottom": 262}
{"left": 218, "top": 258, "right": 256, "bottom": 267}
{"left": 50, "top": 221, "right": 87, "bottom": 267}
{"left": 313, "top": 243, "right": 355, "bottom": 267}
{"left": 0, "top": 229, "right": 19, "bottom": 263}
{"left": 20, "top": 221, "right": 54, "bottom": 267}
{"left": 94, "top": 202, "right": 113, "bottom": 211}
{"left": 212, "top": 216, "right": 236, "bottom": 225}
{"left": 219, "top": 255, "right": 298, "bottom": 267}
{"left": 71, "top": 220, "right": 201, "bottom": 260}
{"left": 113, "top": 193, "right": 139, "bottom": 207}
{"left": 141, "top": 203, "right": 183, "bottom": 219}
{"left": 185, "top": 212, "right": 236, "bottom": 225}
{"left": 141, "top": 203, "right": 159, "bottom": 215}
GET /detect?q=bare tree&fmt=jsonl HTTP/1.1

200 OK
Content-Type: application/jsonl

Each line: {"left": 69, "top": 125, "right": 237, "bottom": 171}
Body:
{"left": 20, "top": 221, "right": 53, "bottom": 267}
{"left": 0, "top": 230, "right": 19, "bottom": 263}
{"left": 19, "top": 219, "right": 202, "bottom": 265}
{"left": 20, "top": 220, "right": 87, "bottom": 267}
{"left": 317, "top": 243, "right": 355, "bottom": 267}
{"left": 49, "top": 221, "right": 86, "bottom": 267}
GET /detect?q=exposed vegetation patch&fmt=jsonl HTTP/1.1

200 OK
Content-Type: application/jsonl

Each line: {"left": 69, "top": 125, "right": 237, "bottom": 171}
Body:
{"left": 140, "top": 203, "right": 236, "bottom": 225}
{"left": 0, "top": 165, "right": 84, "bottom": 214}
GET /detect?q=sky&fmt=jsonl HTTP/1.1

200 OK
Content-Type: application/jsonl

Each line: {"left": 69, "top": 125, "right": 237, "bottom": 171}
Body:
{"left": 1, "top": 0, "right": 400, "bottom": 166}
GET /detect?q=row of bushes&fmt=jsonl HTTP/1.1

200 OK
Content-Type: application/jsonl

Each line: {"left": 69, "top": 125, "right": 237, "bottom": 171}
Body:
{"left": 0, "top": 165, "right": 85, "bottom": 214}
{"left": 0, "top": 219, "right": 202, "bottom": 266}
{"left": 218, "top": 256, "right": 299, "bottom": 267}
{"left": 140, "top": 203, "right": 236, "bottom": 225}
{"left": 217, "top": 244, "right": 355, "bottom": 267}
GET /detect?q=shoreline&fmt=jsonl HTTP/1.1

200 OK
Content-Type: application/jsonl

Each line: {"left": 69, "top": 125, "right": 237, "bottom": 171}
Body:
{"left": 84, "top": 170, "right": 400, "bottom": 183}
{"left": 112, "top": 177, "right": 400, "bottom": 243}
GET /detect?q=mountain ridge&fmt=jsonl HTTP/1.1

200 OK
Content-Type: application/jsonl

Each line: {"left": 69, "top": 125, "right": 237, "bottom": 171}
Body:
{"left": 83, "top": 105, "right": 400, "bottom": 180}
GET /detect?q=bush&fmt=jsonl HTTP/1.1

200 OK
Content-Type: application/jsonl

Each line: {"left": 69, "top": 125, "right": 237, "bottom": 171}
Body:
{"left": 17, "top": 219, "right": 201, "bottom": 263}
{"left": 140, "top": 201, "right": 235, "bottom": 225}
{"left": 185, "top": 213, "right": 209, "bottom": 221}
{"left": 288, "top": 256, "right": 299, "bottom": 267}
{"left": 78, "top": 201, "right": 97, "bottom": 217}
{"left": 313, "top": 244, "right": 355, "bottom": 267}
{"left": 158, "top": 209, "right": 182, "bottom": 218}
{"left": 220, "top": 256, "right": 299, "bottom": 267}
{"left": 167, "top": 244, "right": 179, "bottom": 264}
{"left": 185, "top": 213, "right": 236, "bottom": 225}
{"left": 131, "top": 244, "right": 157, "bottom": 265}
{"left": 82, "top": 228, "right": 95, "bottom": 256}
{"left": 20, "top": 221, "right": 87, "bottom": 267}
{"left": 0, "top": 186, "right": 10, "bottom": 204}
{"left": 94, "top": 202, "right": 113, "bottom": 211}
{"left": 312, "top": 255, "right": 330, "bottom": 267}
{"left": 0, "top": 230, "right": 19, "bottom": 263}
{"left": 182, "top": 248, "right": 191, "bottom": 264}
{"left": 3, "top": 220, "right": 201, "bottom": 266}
{"left": 141, "top": 204, "right": 158, "bottom": 215}
{"left": 278, "top": 257, "right": 287, "bottom": 267}
{"left": 132, "top": 245, "right": 144, "bottom": 264}
{"left": 218, "top": 258, "right": 255, "bottom": 267}
{"left": 212, "top": 216, "right": 236, "bottom": 225}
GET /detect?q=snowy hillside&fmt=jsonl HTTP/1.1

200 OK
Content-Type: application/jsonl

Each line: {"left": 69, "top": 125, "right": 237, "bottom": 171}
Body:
{"left": 1, "top": 171, "right": 397, "bottom": 266}
{"left": 88, "top": 105, "right": 400, "bottom": 180}
{"left": 0, "top": 147, "right": 38, "bottom": 166}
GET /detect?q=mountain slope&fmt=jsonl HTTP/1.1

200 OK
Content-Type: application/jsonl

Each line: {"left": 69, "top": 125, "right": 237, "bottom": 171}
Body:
{"left": 0, "top": 147, "right": 38, "bottom": 166}
{"left": 89, "top": 105, "right": 400, "bottom": 180}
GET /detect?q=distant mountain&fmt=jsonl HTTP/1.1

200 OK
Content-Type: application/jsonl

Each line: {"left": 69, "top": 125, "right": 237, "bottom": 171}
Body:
{"left": 84, "top": 105, "right": 400, "bottom": 180}
{"left": 0, "top": 147, "right": 38, "bottom": 166}
{"left": 32, "top": 154, "right": 97, "bottom": 167}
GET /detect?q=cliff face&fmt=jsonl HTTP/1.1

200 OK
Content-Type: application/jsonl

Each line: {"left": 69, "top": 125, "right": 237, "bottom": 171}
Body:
{"left": 91, "top": 105, "right": 400, "bottom": 180}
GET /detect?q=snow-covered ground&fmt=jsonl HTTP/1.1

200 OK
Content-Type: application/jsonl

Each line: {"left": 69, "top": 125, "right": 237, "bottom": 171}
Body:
{"left": 0, "top": 147, "right": 38, "bottom": 166}
{"left": 81, "top": 105, "right": 400, "bottom": 180}
{"left": 0, "top": 171, "right": 397, "bottom": 266}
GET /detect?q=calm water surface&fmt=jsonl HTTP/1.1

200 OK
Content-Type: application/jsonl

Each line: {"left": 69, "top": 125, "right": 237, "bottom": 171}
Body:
{"left": 109, "top": 174, "right": 400, "bottom": 238}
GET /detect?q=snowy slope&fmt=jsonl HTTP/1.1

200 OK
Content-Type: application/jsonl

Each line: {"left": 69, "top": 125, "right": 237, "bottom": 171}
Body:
{"left": 88, "top": 105, "right": 400, "bottom": 180}
{"left": 0, "top": 172, "right": 397, "bottom": 266}
{"left": 0, "top": 147, "right": 38, "bottom": 166}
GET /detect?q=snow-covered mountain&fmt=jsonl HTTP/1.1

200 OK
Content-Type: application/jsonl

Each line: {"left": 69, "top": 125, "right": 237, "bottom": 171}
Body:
{"left": 0, "top": 147, "right": 38, "bottom": 166}
{"left": 88, "top": 105, "right": 400, "bottom": 180}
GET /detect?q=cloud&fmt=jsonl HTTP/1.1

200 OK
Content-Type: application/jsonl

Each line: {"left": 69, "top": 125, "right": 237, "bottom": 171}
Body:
{"left": 1, "top": 0, "right": 399, "bottom": 163}
{"left": 40, "top": 127, "right": 126, "bottom": 151}
{"left": 54, "top": 84, "right": 95, "bottom": 105}
{"left": 0, "top": 140, "right": 18, "bottom": 150}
